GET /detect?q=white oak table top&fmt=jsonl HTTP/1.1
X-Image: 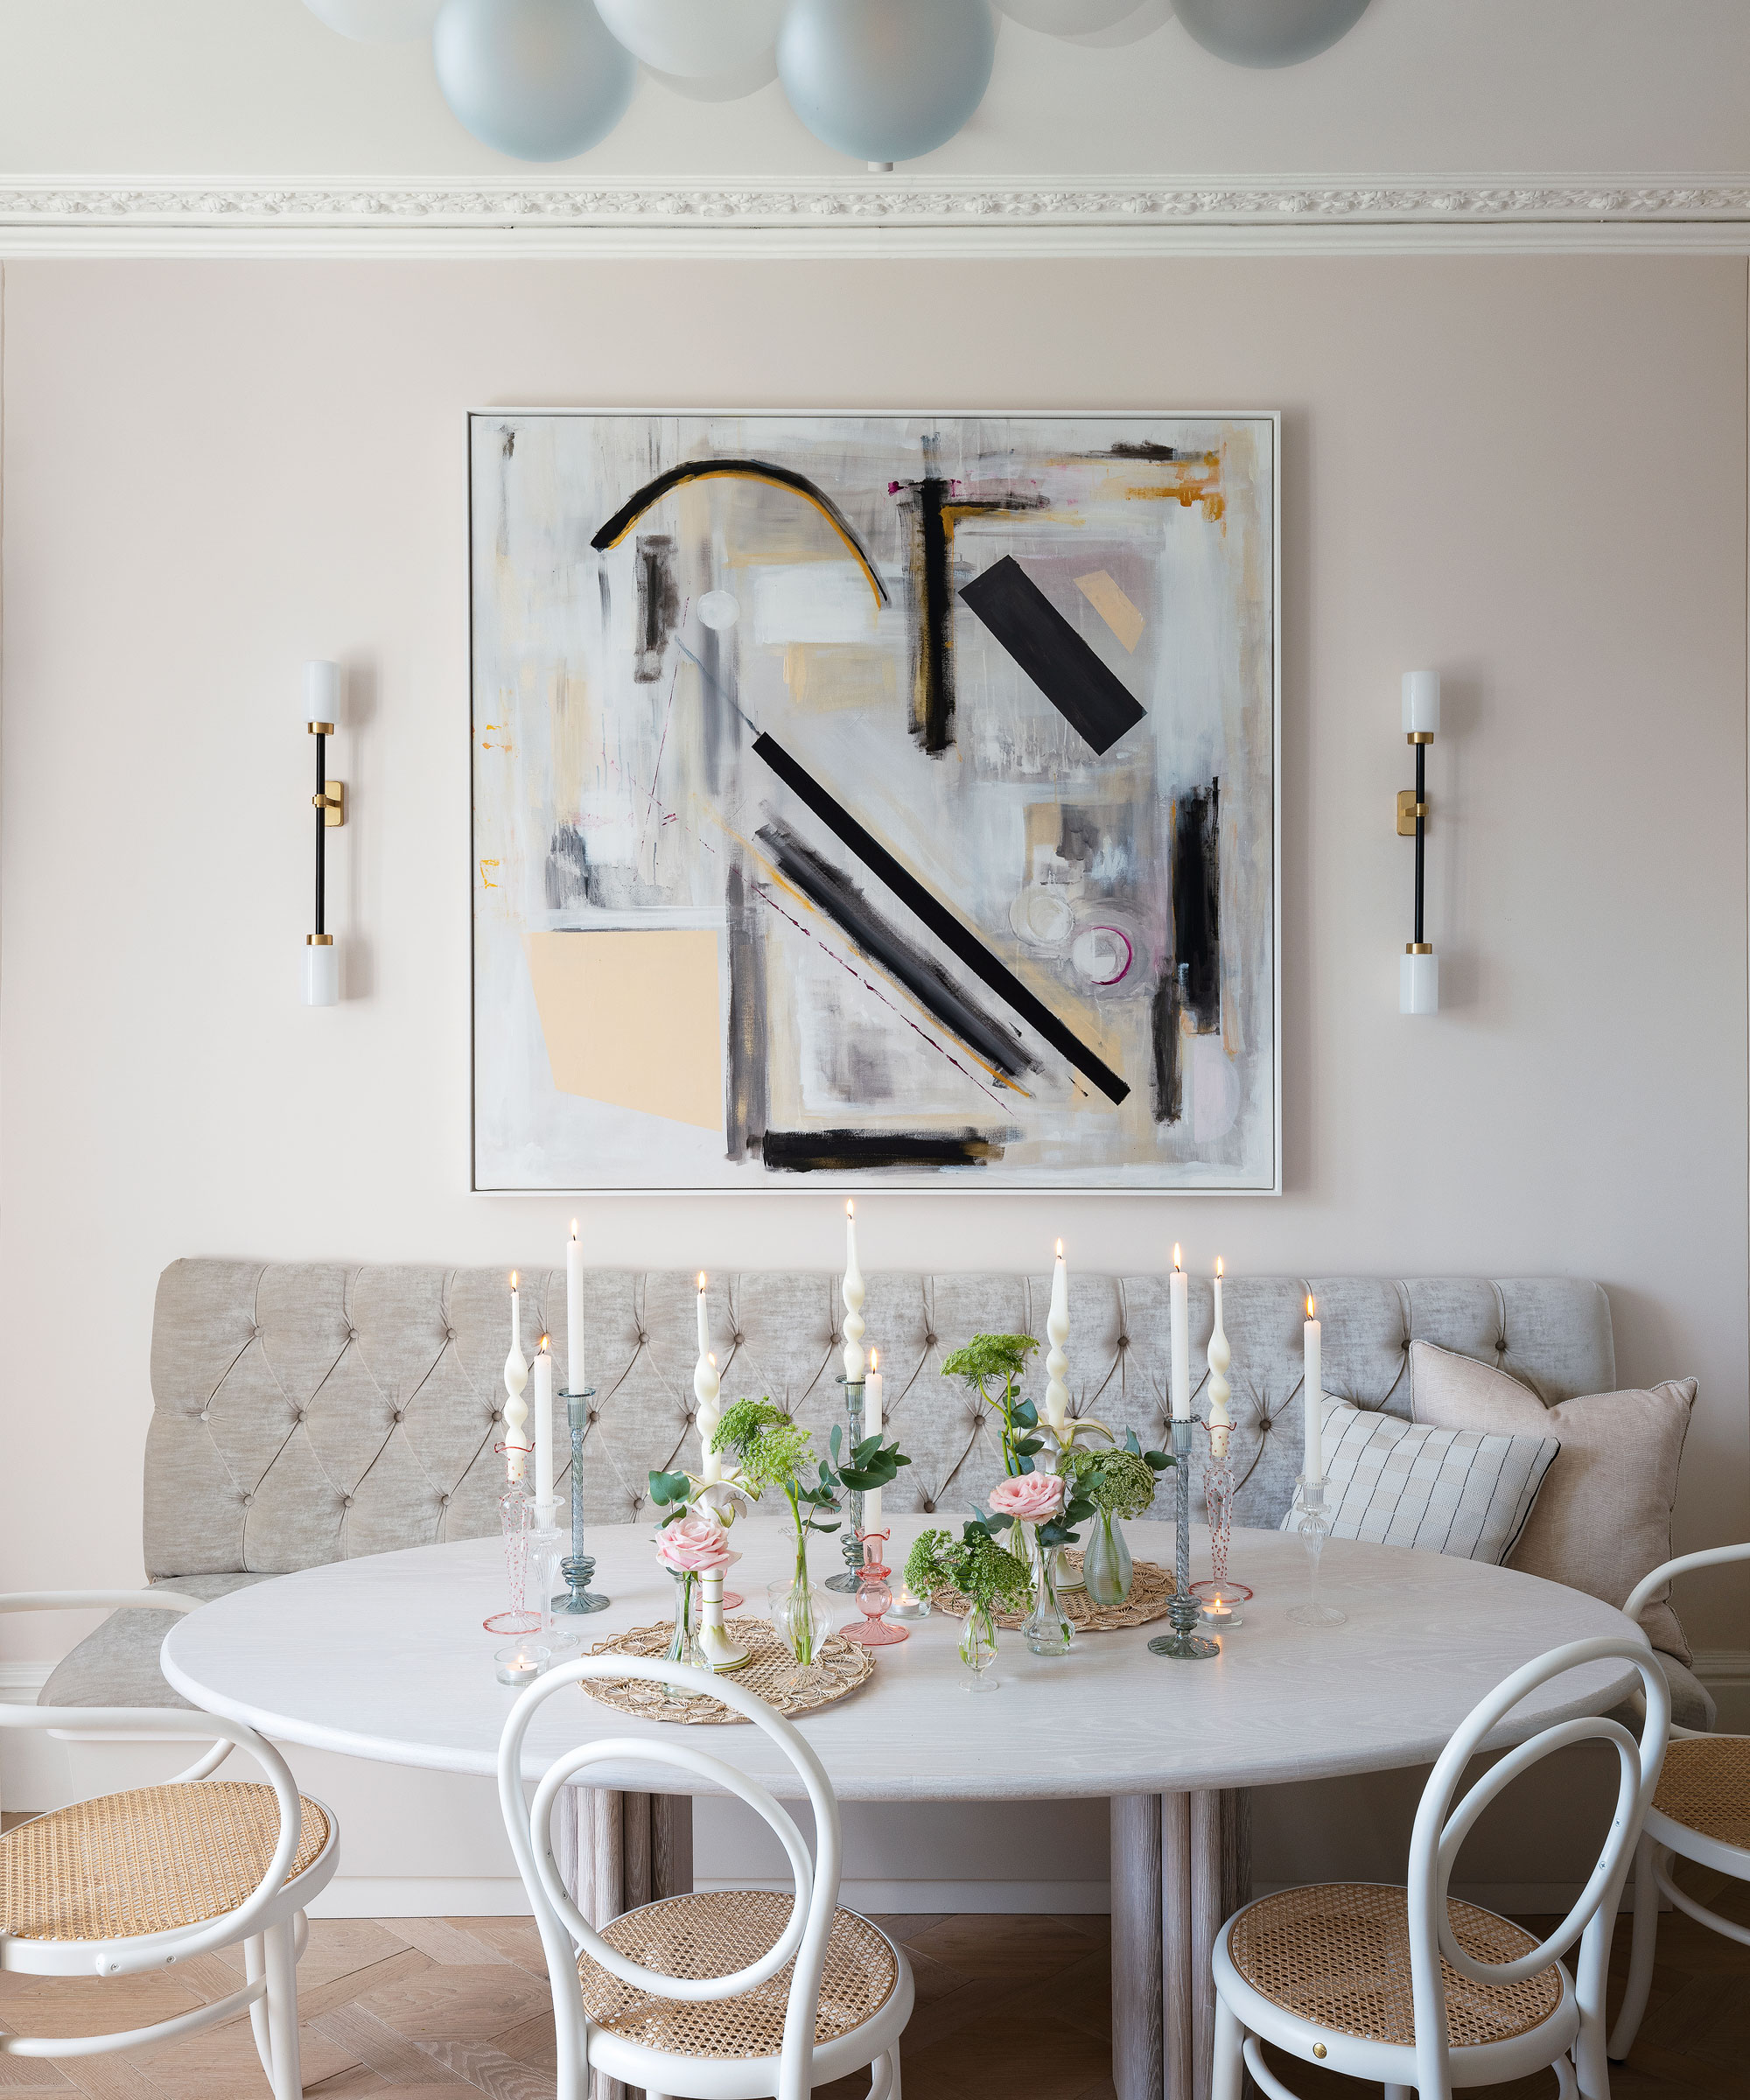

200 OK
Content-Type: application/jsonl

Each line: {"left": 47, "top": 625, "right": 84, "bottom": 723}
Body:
{"left": 161, "top": 1516, "right": 1642, "bottom": 1800}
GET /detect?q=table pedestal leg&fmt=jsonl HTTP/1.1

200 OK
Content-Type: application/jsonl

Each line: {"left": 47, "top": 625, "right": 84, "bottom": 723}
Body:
{"left": 559, "top": 1788, "right": 695, "bottom": 2100}
{"left": 1112, "top": 1789, "right": 1251, "bottom": 2100}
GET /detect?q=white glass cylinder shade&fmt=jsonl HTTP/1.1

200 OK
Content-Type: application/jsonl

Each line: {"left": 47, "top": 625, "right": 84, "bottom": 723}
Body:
{"left": 1402, "top": 668, "right": 1440, "bottom": 735}
{"left": 1400, "top": 950, "right": 1438, "bottom": 1016}
{"left": 304, "top": 941, "right": 340, "bottom": 1007}
{"left": 304, "top": 659, "right": 342, "bottom": 719}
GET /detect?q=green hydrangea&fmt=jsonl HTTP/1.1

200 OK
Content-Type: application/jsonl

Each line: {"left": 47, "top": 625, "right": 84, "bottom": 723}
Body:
{"left": 1066, "top": 1446, "right": 1160, "bottom": 1520}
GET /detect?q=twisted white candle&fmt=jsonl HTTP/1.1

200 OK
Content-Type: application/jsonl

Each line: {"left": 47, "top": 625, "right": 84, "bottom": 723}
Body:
{"left": 695, "top": 1274, "right": 722, "bottom": 1482}
{"left": 1045, "top": 1239, "right": 1070, "bottom": 1435}
{"left": 502, "top": 1272, "right": 529, "bottom": 1483}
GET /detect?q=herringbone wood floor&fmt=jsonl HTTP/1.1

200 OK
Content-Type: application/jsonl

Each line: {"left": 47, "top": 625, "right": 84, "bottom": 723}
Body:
{"left": 0, "top": 1854, "right": 1745, "bottom": 2099}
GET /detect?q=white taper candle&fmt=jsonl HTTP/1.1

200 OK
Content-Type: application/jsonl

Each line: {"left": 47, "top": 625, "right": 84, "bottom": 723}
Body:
{"left": 1207, "top": 1257, "right": 1231, "bottom": 1458}
{"left": 534, "top": 1337, "right": 554, "bottom": 1508}
{"left": 1304, "top": 1293, "right": 1323, "bottom": 1483}
{"left": 566, "top": 1220, "right": 584, "bottom": 1396}
{"left": 864, "top": 1347, "right": 883, "bottom": 1530}
{"left": 842, "top": 1200, "right": 866, "bottom": 1385}
{"left": 1170, "top": 1245, "right": 1190, "bottom": 1419}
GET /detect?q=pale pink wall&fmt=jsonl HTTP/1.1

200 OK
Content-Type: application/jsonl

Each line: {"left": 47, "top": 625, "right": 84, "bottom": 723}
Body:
{"left": 3, "top": 256, "right": 1745, "bottom": 1653}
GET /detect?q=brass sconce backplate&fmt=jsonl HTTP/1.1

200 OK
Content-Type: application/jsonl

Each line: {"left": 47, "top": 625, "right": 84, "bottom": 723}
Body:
{"left": 314, "top": 780, "right": 346, "bottom": 828}
{"left": 1396, "top": 788, "right": 1426, "bottom": 838}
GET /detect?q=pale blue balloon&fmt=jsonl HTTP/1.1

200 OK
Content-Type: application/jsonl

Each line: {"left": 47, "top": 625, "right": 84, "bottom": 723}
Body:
{"left": 778, "top": 0, "right": 996, "bottom": 164}
{"left": 434, "top": 0, "right": 638, "bottom": 160}
{"left": 1174, "top": 0, "right": 1369, "bottom": 67}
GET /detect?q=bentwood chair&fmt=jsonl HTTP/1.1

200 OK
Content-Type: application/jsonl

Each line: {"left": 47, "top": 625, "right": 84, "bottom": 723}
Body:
{"left": 499, "top": 1654, "right": 914, "bottom": 2100}
{"left": 1609, "top": 1542, "right": 1750, "bottom": 2062}
{"left": 0, "top": 1590, "right": 337, "bottom": 2099}
{"left": 1212, "top": 1634, "right": 1670, "bottom": 2100}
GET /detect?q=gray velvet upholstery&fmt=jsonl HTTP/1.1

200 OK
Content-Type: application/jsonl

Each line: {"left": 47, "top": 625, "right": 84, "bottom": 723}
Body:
{"left": 48, "top": 1261, "right": 1636, "bottom": 1713}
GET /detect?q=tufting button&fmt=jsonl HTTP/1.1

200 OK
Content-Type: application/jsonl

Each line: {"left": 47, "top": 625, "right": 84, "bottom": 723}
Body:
{"left": 392, "top": 1408, "right": 405, "bottom": 1424}
{"left": 1259, "top": 1417, "right": 1271, "bottom": 1432}
{"left": 438, "top": 1492, "right": 451, "bottom": 1507}
{"left": 631, "top": 1494, "right": 643, "bottom": 1510}
{"left": 1117, "top": 1334, "right": 1130, "bottom": 1350}
{"left": 199, "top": 1410, "right": 211, "bottom": 1423}
{"left": 249, "top": 1324, "right": 262, "bottom": 1340}
{"left": 491, "top": 1408, "right": 502, "bottom": 1422}
{"left": 346, "top": 1328, "right": 357, "bottom": 1342}
{"left": 636, "top": 1330, "right": 648, "bottom": 1344}
{"left": 342, "top": 1494, "right": 354, "bottom": 1508}
{"left": 925, "top": 1332, "right": 938, "bottom": 1347}
{"left": 920, "top": 1497, "right": 934, "bottom": 1512}
{"left": 293, "top": 1409, "right": 306, "bottom": 1424}
{"left": 587, "top": 1409, "right": 599, "bottom": 1424}
{"left": 733, "top": 1332, "right": 745, "bottom": 1345}
{"left": 684, "top": 1409, "right": 696, "bottom": 1424}
{"left": 242, "top": 1493, "right": 254, "bottom": 1507}
{"left": 444, "top": 1327, "right": 457, "bottom": 1342}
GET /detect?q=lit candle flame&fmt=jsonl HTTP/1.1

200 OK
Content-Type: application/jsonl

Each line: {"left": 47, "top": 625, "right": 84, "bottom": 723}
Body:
{"left": 570, "top": 1219, "right": 578, "bottom": 1239}
{"left": 1055, "top": 1237, "right": 1064, "bottom": 1258}
{"left": 846, "top": 1199, "right": 854, "bottom": 1218}
{"left": 870, "top": 1347, "right": 878, "bottom": 1372}
{"left": 1216, "top": 1256, "right": 1224, "bottom": 1278}
{"left": 1306, "top": 1294, "right": 1316, "bottom": 1320}
{"left": 510, "top": 1271, "right": 518, "bottom": 1291}
{"left": 1172, "top": 1243, "right": 1182, "bottom": 1272}
{"left": 538, "top": 1334, "right": 550, "bottom": 1353}
{"left": 697, "top": 1270, "right": 706, "bottom": 1292}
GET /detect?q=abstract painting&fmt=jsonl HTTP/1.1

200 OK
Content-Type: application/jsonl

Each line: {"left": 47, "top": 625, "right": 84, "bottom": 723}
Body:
{"left": 470, "top": 411, "right": 1278, "bottom": 1191}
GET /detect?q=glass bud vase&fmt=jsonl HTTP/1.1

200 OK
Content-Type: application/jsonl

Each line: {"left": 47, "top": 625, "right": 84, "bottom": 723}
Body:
{"left": 1022, "top": 1540, "right": 1074, "bottom": 1656}
{"left": 958, "top": 1604, "right": 999, "bottom": 1691}
{"left": 768, "top": 1533, "right": 830, "bottom": 1681}
{"left": 662, "top": 1570, "right": 707, "bottom": 1696}
{"left": 1082, "top": 1507, "right": 1133, "bottom": 1609}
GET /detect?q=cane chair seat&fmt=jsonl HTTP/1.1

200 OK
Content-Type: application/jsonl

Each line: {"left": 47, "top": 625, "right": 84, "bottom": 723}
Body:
{"left": 0, "top": 1782, "right": 330, "bottom": 1943}
{"left": 1651, "top": 1735, "right": 1750, "bottom": 1852}
{"left": 577, "top": 1889, "right": 900, "bottom": 2060}
{"left": 1227, "top": 1883, "right": 1564, "bottom": 2049}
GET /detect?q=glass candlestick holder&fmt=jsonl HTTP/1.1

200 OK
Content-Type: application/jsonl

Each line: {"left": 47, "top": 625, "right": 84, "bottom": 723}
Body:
{"left": 484, "top": 1472, "right": 541, "bottom": 1636}
{"left": 841, "top": 1529, "right": 908, "bottom": 1646}
{"left": 825, "top": 1376, "right": 867, "bottom": 1593}
{"left": 1147, "top": 1418, "right": 1221, "bottom": 1661}
{"left": 551, "top": 1391, "right": 610, "bottom": 1617}
{"left": 1287, "top": 1474, "right": 1348, "bottom": 1628}
{"left": 1192, "top": 1449, "right": 1253, "bottom": 1628}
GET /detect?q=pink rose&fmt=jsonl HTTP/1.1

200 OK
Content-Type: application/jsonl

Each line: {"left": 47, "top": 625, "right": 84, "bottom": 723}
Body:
{"left": 988, "top": 1473, "right": 1065, "bottom": 1523}
{"left": 655, "top": 1514, "right": 740, "bottom": 1575}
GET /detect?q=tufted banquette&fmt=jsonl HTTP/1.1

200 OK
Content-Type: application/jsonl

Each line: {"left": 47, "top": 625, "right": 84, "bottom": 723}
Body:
{"left": 45, "top": 1260, "right": 1707, "bottom": 1726}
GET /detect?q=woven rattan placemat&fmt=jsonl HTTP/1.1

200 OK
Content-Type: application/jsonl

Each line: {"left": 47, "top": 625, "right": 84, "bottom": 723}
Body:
{"left": 932, "top": 1551, "right": 1176, "bottom": 1632}
{"left": 583, "top": 1616, "right": 874, "bottom": 1724}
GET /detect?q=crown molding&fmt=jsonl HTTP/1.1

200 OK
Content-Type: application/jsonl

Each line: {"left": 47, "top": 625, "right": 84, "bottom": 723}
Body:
{"left": 5, "top": 174, "right": 1750, "bottom": 256}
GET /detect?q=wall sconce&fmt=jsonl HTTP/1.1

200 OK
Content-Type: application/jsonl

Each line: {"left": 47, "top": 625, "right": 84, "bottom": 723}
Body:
{"left": 303, "top": 661, "right": 346, "bottom": 1006}
{"left": 1398, "top": 670, "right": 1438, "bottom": 1014}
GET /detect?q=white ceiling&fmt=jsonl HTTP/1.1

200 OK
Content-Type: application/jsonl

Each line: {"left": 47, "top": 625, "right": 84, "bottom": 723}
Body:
{"left": 3, "top": 0, "right": 1747, "bottom": 185}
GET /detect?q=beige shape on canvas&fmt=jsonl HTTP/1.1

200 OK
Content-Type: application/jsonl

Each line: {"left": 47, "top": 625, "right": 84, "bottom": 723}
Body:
{"left": 524, "top": 928, "right": 724, "bottom": 1133}
{"left": 1073, "top": 570, "right": 1145, "bottom": 653}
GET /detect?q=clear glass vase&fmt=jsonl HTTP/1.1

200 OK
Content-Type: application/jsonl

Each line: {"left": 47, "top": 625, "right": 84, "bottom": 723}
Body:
{"left": 1082, "top": 1507, "right": 1134, "bottom": 1609}
{"left": 1022, "top": 1541, "right": 1074, "bottom": 1656}
{"left": 768, "top": 1532, "right": 831, "bottom": 1676}
{"left": 662, "top": 1569, "right": 706, "bottom": 1696}
{"left": 958, "top": 1604, "right": 999, "bottom": 1691}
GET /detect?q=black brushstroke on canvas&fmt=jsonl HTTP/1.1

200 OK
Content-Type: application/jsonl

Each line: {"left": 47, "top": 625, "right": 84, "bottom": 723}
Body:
{"left": 755, "top": 816, "right": 1035, "bottom": 1082}
{"left": 752, "top": 732, "right": 1130, "bottom": 1105}
{"left": 1104, "top": 440, "right": 1186, "bottom": 461}
{"left": 544, "top": 822, "right": 590, "bottom": 911}
{"left": 958, "top": 557, "right": 1147, "bottom": 757}
{"left": 1173, "top": 781, "right": 1222, "bottom": 1031}
{"left": 762, "top": 1129, "right": 1007, "bottom": 1172}
{"left": 724, "top": 859, "right": 767, "bottom": 1161}
{"left": 591, "top": 458, "right": 890, "bottom": 605}
{"left": 634, "top": 534, "right": 681, "bottom": 683}
{"left": 1150, "top": 976, "right": 1184, "bottom": 1126}
{"left": 906, "top": 476, "right": 956, "bottom": 754}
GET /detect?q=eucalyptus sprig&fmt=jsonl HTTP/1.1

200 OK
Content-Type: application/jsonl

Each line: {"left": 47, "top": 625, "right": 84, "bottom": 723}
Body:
{"left": 942, "top": 1333, "right": 1041, "bottom": 1478}
{"left": 906, "top": 1523, "right": 1032, "bottom": 1616}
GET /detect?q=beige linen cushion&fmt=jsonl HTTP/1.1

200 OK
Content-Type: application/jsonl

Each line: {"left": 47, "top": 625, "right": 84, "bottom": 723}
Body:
{"left": 1410, "top": 1341, "right": 1696, "bottom": 1662}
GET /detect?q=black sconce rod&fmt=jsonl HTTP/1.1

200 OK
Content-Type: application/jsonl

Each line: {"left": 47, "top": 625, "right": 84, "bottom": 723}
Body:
{"left": 313, "top": 724, "right": 328, "bottom": 938}
{"left": 1413, "top": 737, "right": 1425, "bottom": 948}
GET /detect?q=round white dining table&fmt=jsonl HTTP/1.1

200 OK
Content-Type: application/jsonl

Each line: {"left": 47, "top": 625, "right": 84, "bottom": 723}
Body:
{"left": 163, "top": 1515, "right": 1641, "bottom": 2100}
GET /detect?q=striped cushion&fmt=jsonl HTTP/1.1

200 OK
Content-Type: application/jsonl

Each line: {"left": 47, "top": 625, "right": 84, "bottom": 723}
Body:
{"left": 1280, "top": 1401, "right": 1559, "bottom": 1563}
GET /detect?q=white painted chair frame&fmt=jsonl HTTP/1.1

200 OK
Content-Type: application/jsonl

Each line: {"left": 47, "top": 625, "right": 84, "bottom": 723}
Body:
{"left": 0, "top": 1590, "right": 338, "bottom": 2099}
{"left": 1212, "top": 1634, "right": 1671, "bottom": 2100}
{"left": 497, "top": 1654, "right": 913, "bottom": 2100}
{"left": 1608, "top": 1542, "right": 1750, "bottom": 2062}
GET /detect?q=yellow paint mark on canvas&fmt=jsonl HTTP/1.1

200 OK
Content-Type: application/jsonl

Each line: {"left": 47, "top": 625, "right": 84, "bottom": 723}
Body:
{"left": 782, "top": 643, "right": 898, "bottom": 711}
{"left": 1073, "top": 570, "right": 1144, "bottom": 653}
{"left": 479, "top": 859, "right": 500, "bottom": 890}
{"left": 481, "top": 722, "right": 513, "bottom": 752}
{"left": 524, "top": 928, "right": 724, "bottom": 1134}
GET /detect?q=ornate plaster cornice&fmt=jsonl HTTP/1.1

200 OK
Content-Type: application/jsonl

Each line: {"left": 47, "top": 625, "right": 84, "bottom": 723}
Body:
{"left": 4, "top": 175, "right": 1750, "bottom": 255}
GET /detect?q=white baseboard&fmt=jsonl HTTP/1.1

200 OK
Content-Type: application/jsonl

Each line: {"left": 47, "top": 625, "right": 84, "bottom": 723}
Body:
{"left": 1693, "top": 1648, "right": 1750, "bottom": 1732}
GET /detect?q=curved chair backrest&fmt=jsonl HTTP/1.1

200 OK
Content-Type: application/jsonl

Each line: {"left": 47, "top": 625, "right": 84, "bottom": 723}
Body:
{"left": 498, "top": 1656, "right": 842, "bottom": 2100}
{"left": 1625, "top": 1544, "right": 1750, "bottom": 1735}
{"left": 0, "top": 1591, "right": 311, "bottom": 1978}
{"left": 1405, "top": 1635, "right": 1670, "bottom": 2100}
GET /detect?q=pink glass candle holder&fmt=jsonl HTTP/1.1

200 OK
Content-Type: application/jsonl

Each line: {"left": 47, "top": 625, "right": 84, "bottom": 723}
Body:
{"left": 841, "top": 1529, "right": 908, "bottom": 1647}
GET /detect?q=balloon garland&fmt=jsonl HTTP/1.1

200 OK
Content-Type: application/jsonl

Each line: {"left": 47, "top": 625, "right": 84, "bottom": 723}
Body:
{"left": 300, "top": 0, "right": 1373, "bottom": 165}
